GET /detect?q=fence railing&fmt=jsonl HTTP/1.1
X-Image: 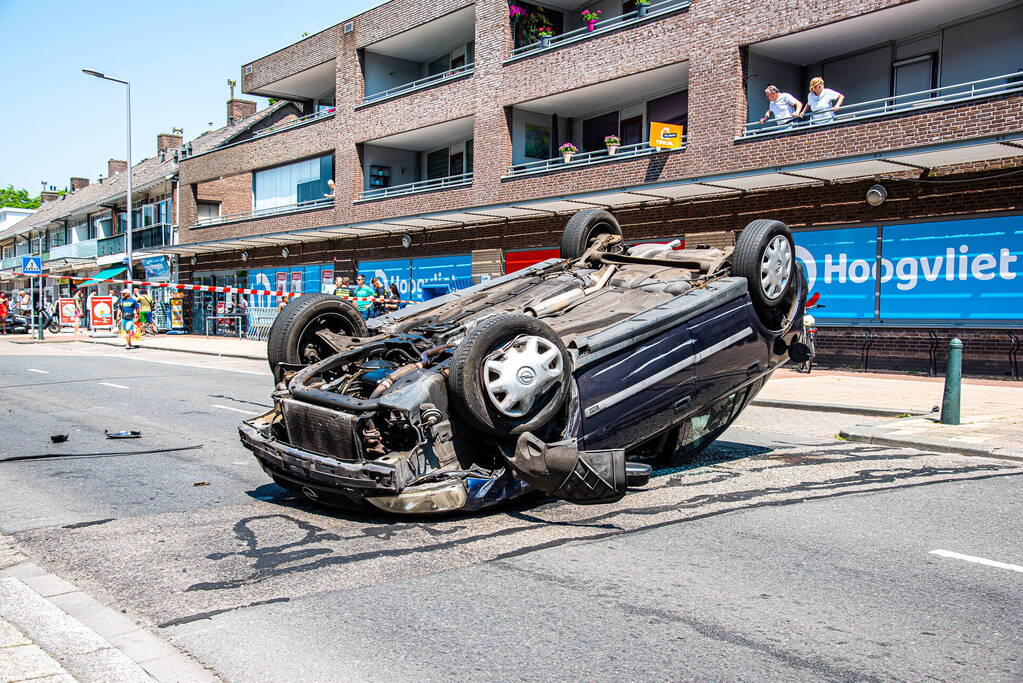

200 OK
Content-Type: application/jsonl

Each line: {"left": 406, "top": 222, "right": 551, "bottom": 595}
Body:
{"left": 361, "top": 63, "right": 474, "bottom": 105}
{"left": 0, "top": 256, "right": 21, "bottom": 270}
{"left": 48, "top": 239, "right": 98, "bottom": 260}
{"left": 509, "top": 0, "right": 691, "bottom": 58}
{"left": 740, "top": 71, "right": 1023, "bottom": 139}
{"left": 358, "top": 172, "right": 474, "bottom": 201}
{"left": 251, "top": 108, "right": 336, "bottom": 139}
{"left": 507, "top": 140, "right": 677, "bottom": 176}
{"left": 244, "top": 306, "right": 279, "bottom": 341}
{"left": 194, "top": 197, "right": 334, "bottom": 228}
{"left": 95, "top": 224, "right": 173, "bottom": 257}
{"left": 97, "top": 234, "right": 126, "bottom": 258}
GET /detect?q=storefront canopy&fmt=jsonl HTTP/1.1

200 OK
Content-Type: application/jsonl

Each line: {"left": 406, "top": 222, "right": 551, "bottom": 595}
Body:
{"left": 76, "top": 266, "right": 126, "bottom": 288}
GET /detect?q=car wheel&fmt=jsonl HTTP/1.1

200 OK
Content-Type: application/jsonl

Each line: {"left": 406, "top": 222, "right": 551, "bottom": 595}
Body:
{"left": 733, "top": 219, "right": 795, "bottom": 324}
{"left": 266, "top": 294, "right": 368, "bottom": 377}
{"left": 560, "top": 208, "right": 623, "bottom": 259}
{"left": 448, "top": 313, "right": 571, "bottom": 437}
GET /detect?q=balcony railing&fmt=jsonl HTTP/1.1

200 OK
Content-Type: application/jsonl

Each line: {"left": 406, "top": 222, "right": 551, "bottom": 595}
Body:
{"left": 97, "top": 234, "right": 125, "bottom": 259}
{"left": 0, "top": 256, "right": 19, "bottom": 270}
{"left": 251, "top": 108, "right": 336, "bottom": 140}
{"left": 194, "top": 197, "right": 334, "bottom": 228}
{"left": 48, "top": 239, "right": 98, "bottom": 260}
{"left": 740, "top": 71, "right": 1023, "bottom": 139}
{"left": 360, "top": 63, "right": 474, "bottom": 106}
{"left": 506, "top": 140, "right": 680, "bottom": 177}
{"left": 357, "top": 172, "right": 474, "bottom": 201}
{"left": 509, "top": 0, "right": 691, "bottom": 60}
{"left": 96, "top": 224, "right": 174, "bottom": 258}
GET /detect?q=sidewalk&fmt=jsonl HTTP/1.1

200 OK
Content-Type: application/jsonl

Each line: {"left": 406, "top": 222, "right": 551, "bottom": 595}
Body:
{"left": 759, "top": 369, "right": 1023, "bottom": 461}
{"left": 7, "top": 332, "right": 268, "bottom": 361}
{"left": 0, "top": 532, "right": 219, "bottom": 682}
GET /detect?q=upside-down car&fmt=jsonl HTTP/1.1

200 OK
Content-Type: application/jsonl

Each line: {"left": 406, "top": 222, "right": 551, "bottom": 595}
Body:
{"left": 240, "top": 210, "right": 808, "bottom": 514}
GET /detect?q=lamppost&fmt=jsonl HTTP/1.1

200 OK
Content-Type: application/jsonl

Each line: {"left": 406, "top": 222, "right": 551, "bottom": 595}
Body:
{"left": 83, "top": 69, "right": 133, "bottom": 287}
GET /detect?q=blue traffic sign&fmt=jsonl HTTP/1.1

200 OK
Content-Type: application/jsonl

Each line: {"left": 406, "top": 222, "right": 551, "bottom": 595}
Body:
{"left": 21, "top": 256, "right": 42, "bottom": 274}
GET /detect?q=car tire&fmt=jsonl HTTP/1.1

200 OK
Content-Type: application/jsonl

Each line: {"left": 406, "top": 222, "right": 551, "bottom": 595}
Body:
{"left": 733, "top": 219, "right": 795, "bottom": 324}
{"left": 448, "top": 313, "right": 571, "bottom": 437}
{"left": 560, "top": 209, "right": 623, "bottom": 259}
{"left": 267, "top": 294, "right": 368, "bottom": 377}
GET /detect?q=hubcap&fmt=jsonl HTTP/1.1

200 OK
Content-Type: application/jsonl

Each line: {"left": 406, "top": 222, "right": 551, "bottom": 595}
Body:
{"left": 483, "top": 335, "right": 563, "bottom": 417}
{"left": 760, "top": 235, "right": 792, "bottom": 301}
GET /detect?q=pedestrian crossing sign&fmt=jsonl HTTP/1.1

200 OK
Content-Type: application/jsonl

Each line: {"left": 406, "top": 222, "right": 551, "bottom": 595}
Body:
{"left": 21, "top": 256, "right": 42, "bottom": 274}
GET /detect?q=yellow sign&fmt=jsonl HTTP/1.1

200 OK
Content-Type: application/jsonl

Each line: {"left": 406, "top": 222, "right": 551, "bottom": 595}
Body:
{"left": 58, "top": 278, "right": 69, "bottom": 285}
{"left": 649, "top": 122, "right": 684, "bottom": 149}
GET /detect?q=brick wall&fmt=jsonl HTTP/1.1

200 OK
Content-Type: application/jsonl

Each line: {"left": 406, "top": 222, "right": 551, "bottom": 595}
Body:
{"left": 195, "top": 173, "right": 252, "bottom": 218}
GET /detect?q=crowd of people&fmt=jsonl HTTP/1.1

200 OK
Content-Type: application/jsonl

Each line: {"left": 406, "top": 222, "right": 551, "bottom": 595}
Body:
{"left": 0, "top": 289, "right": 56, "bottom": 334}
{"left": 330, "top": 274, "right": 404, "bottom": 320}
{"left": 758, "top": 77, "right": 846, "bottom": 127}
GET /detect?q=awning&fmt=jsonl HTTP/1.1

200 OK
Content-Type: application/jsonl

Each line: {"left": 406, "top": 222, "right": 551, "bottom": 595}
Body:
{"left": 76, "top": 266, "right": 126, "bottom": 288}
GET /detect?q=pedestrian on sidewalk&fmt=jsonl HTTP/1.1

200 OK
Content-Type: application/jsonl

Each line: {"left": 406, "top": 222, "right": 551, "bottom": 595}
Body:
{"left": 115, "top": 290, "right": 140, "bottom": 349}
{"left": 0, "top": 291, "right": 9, "bottom": 334}
{"left": 370, "top": 277, "right": 386, "bottom": 317}
{"left": 136, "top": 288, "right": 156, "bottom": 336}
{"left": 352, "top": 274, "right": 375, "bottom": 320}
{"left": 385, "top": 282, "right": 403, "bottom": 313}
{"left": 72, "top": 287, "right": 85, "bottom": 335}
{"left": 333, "top": 275, "right": 351, "bottom": 300}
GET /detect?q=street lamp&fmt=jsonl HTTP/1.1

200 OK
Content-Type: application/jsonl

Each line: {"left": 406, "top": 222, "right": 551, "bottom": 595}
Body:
{"left": 83, "top": 69, "right": 133, "bottom": 286}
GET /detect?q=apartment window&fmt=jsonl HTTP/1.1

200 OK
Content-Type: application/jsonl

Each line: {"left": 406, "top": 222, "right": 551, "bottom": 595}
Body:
{"left": 428, "top": 55, "right": 451, "bottom": 76}
{"left": 893, "top": 54, "right": 938, "bottom": 101}
{"left": 197, "top": 201, "right": 222, "bottom": 220}
{"left": 49, "top": 227, "right": 67, "bottom": 248}
{"left": 158, "top": 199, "right": 172, "bottom": 224}
{"left": 2, "top": 246, "right": 12, "bottom": 259}
{"left": 426, "top": 148, "right": 450, "bottom": 180}
{"left": 648, "top": 90, "right": 688, "bottom": 130}
{"left": 582, "top": 111, "right": 619, "bottom": 152}
{"left": 253, "top": 155, "right": 333, "bottom": 210}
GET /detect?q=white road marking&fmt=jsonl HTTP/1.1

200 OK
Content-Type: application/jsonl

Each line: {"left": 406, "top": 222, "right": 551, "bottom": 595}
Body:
{"left": 98, "top": 382, "right": 130, "bottom": 390}
{"left": 212, "top": 404, "right": 259, "bottom": 415}
{"left": 929, "top": 549, "right": 1023, "bottom": 574}
{"left": 27, "top": 368, "right": 49, "bottom": 374}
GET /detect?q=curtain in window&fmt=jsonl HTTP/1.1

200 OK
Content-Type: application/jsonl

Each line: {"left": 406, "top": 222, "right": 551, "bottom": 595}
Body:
{"left": 254, "top": 155, "right": 333, "bottom": 211}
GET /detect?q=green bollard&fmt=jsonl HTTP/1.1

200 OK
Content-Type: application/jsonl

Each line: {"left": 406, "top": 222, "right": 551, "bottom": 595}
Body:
{"left": 940, "top": 338, "right": 962, "bottom": 425}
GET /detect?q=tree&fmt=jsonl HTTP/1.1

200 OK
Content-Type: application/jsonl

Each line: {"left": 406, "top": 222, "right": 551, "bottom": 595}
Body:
{"left": 0, "top": 185, "right": 40, "bottom": 209}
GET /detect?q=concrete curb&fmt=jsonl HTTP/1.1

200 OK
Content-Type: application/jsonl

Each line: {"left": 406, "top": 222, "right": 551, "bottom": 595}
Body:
{"left": 83, "top": 339, "right": 266, "bottom": 361}
{"left": 751, "top": 398, "right": 931, "bottom": 417}
{"left": 0, "top": 562, "right": 220, "bottom": 682}
{"left": 839, "top": 425, "right": 1023, "bottom": 463}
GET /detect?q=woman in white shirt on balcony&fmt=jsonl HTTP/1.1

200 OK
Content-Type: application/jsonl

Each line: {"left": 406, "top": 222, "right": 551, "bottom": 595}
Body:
{"left": 805, "top": 77, "right": 845, "bottom": 123}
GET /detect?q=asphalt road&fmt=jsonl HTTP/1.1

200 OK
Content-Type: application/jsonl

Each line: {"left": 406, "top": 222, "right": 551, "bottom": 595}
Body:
{"left": 1, "top": 341, "right": 1020, "bottom": 682}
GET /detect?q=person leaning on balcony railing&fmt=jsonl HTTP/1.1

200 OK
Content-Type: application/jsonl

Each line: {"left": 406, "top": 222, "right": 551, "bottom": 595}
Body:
{"left": 758, "top": 85, "right": 803, "bottom": 126}
{"left": 802, "top": 77, "right": 845, "bottom": 124}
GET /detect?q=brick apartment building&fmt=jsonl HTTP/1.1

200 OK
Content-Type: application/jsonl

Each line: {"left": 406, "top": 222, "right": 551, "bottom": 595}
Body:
{"left": 161, "top": 0, "right": 1023, "bottom": 375}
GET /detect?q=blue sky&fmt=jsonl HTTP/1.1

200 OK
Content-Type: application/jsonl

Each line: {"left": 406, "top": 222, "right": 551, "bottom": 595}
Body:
{"left": 0, "top": 0, "right": 382, "bottom": 193}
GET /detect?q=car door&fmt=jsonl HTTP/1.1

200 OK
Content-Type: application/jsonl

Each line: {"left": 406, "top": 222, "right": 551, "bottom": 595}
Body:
{"left": 575, "top": 322, "right": 697, "bottom": 451}
{"left": 686, "top": 293, "right": 768, "bottom": 408}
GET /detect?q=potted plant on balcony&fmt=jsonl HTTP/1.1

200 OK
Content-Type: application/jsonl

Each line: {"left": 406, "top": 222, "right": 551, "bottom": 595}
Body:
{"left": 559, "top": 142, "right": 579, "bottom": 163}
{"left": 509, "top": 4, "right": 527, "bottom": 22}
{"left": 635, "top": 0, "right": 650, "bottom": 18}
{"left": 604, "top": 134, "right": 621, "bottom": 155}
{"left": 537, "top": 26, "right": 555, "bottom": 47}
{"left": 581, "top": 8, "right": 602, "bottom": 31}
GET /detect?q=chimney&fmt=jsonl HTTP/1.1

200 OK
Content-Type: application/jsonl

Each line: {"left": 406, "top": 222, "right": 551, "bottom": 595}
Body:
{"left": 227, "top": 98, "right": 257, "bottom": 126}
{"left": 157, "top": 132, "right": 183, "bottom": 153}
{"left": 40, "top": 189, "right": 60, "bottom": 204}
{"left": 70, "top": 177, "right": 90, "bottom": 192}
{"left": 108, "top": 159, "right": 128, "bottom": 176}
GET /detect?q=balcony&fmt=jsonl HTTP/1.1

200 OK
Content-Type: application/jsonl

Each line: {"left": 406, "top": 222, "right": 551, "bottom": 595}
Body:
{"left": 194, "top": 197, "right": 334, "bottom": 228}
{"left": 359, "top": 172, "right": 473, "bottom": 201}
{"left": 509, "top": 62, "right": 689, "bottom": 175}
{"left": 740, "top": 72, "right": 1023, "bottom": 139}
{"left": 96, "top": 224, "right": 174, "bottom": 263}
{"left": 507, "top": 141, "right": 679, "bottom": 177}
{"left": 250, "top": 108, "right": 336, "bottom": 140}
{"left": 508, "top": 0, "right": 691, "bottom": 62}
{"left": 360, "top": 6, "right": 475, "bottom": 107}
{"left": 361, "top": 64, "right": 474, "bottom": 106}
{"left": 359, "top": 116, "right": 474, "bottom": 202}
{"left": 49, "top": 239, "right": 98, "bottom": 261}
{"left": 742, "top": 0, "right": 1023, "bottom": 139}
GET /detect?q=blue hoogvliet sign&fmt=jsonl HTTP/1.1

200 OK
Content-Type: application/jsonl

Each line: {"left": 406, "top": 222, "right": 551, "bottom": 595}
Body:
{"left": 359, "top": 254, "right": 472, "bottom": 303}
{"left": 793, "top": 215, "right": 1023, "bottom": 323}
{"left": 141, "top": 256, "right": 171, "bottom": 281}
{"left": 21, "top": 256, "right": 42, "bottom": 274}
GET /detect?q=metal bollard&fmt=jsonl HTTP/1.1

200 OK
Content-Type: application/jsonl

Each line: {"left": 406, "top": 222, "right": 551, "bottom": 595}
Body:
{"left": 940, "top": 338, "right": 963, "bottom": 425}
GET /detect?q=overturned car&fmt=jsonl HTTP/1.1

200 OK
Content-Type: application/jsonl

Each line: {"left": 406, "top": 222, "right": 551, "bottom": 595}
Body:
{"left": 240, "top": 210, "right": 807, "bottom": 514}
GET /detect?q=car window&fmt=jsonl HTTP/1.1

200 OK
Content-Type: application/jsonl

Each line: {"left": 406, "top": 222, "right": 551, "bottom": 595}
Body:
{"left": 674, "top": 387, "right": 750, "bottom": 458}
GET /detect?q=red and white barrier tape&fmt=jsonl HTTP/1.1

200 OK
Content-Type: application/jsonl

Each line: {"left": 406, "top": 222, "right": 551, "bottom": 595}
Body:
{"left": 12, "top": 272, "right": 418, "bottom": 305}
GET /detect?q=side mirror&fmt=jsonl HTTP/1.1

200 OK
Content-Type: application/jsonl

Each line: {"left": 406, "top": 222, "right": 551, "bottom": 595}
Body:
{"left": 788, "top": 342, "right": 812, "bottom": 363}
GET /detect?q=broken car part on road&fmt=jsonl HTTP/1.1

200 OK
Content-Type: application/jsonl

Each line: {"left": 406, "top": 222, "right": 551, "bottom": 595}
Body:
{"left": 240, "top": 210, "right": 805, "bottom": 514}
